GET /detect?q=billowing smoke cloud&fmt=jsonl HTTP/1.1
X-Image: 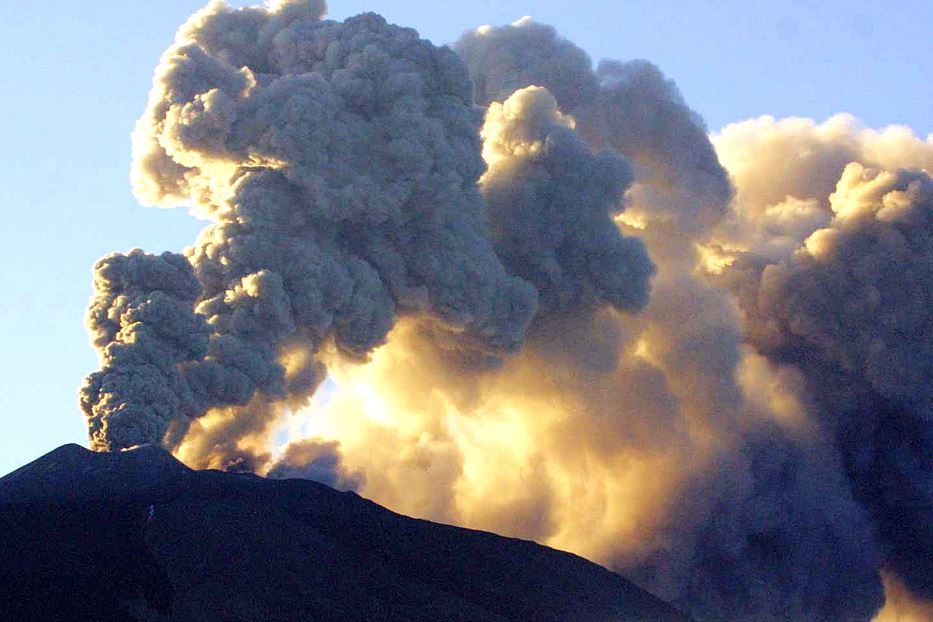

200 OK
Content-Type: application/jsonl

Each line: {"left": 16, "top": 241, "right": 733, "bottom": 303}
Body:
{"left": 706, "top": 114, "right": 933, "bottom": 264}
{"left": 285, "top": 283, "right": 884, "bottom": 621}
{"left": 480, "top": 86, "right": 653, "bottom": 313}
{"left": 82, "top": 0, "right": 542, "bottom": 454}
{"left": 257, "top": 17, "right": 892, "bottom": 622}
{"left": 81, "top": 250, "right": 211, "bottom": 449}
{"left": 266, "top": 438, "right": 364, "bottom": 491}
{"left": 717, "top": 162, "right": 933, "bottom": 600}
{"left": 79, "top": 2, "right": 932, "bottom": 621}
{"left": 704, "top": 116, "right": 933, "bottom": 605}
{"left": 456, "top": 18, "right": 733, "bottom": 233}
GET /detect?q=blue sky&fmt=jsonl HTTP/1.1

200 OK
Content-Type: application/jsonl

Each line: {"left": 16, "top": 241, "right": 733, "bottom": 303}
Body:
{"left": 1, "top": 0, "right": 929, "bottom": 476}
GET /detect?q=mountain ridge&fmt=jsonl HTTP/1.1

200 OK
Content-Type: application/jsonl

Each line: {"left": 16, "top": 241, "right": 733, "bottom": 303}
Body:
{"left": 0, "top": 444, "right": 691, "bottom": 621}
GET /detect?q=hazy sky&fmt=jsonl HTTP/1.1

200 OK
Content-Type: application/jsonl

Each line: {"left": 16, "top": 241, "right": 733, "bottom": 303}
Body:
{"left": 1, "top": 0, "right": 929, "bottom": 476}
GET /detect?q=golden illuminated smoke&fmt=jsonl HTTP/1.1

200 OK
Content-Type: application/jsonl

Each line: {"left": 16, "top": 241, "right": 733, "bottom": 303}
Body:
{"left": 174, "top": 399, "right": 279, "bottom": 471}
{"left": 709, "top": 114, "right": 933, "bottom": 617}
{"left": 707, "top": 114, "right": 933, "bottom": 264}
{"left": 300, "top": 314, "right": 710, "bottom": 565}
{"left": 260, "top": 107, "right": 903, "bottom": 620}
{"left": 276, "top": 227, "right": 883, "bottom": 622}
{"left": 872, "top": 572, "right": 933, "bottom": 622}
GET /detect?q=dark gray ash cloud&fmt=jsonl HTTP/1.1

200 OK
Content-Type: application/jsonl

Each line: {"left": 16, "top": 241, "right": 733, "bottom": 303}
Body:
{"left": 480, "top": 85, "right": 654, "bottom": 314}
{"left": 83, "top": 0, "right": 540, "bottom": 452}
{"left": 720, "top": 164, "right": 933, "bottom": 600}
{"left": 456, "top": 19, "right": 732, "bottom": 233}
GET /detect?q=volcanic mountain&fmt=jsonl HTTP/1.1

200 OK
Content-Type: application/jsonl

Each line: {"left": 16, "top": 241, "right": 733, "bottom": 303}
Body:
{"left": 0, "top": 444, "right": 690, "bottom": 621}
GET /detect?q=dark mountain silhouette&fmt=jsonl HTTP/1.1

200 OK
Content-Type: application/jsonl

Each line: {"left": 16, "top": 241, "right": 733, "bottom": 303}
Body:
{"left": 0, "top": 444, "right": 691, "bottom": 621}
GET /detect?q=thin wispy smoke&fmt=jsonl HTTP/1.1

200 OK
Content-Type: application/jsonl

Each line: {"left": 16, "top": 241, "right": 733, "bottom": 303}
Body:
{"left": 79, "top": 2, "right": 931, "bottom": 621}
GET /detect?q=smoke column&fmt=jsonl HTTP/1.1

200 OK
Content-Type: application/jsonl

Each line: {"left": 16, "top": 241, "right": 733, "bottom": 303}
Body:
{"left": 81, "top": 0, "right": 542, "bottom": 455}
{"left": 709, "top": 115, "right": 933, "bottom": 605}
{"left": 79, "top": 3, "right": 932, "bottom": 621}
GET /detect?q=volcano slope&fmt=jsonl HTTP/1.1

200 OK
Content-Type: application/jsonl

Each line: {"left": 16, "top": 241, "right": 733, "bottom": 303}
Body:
{"left": 0, "top": 444, "right": 690, "bottom": 621}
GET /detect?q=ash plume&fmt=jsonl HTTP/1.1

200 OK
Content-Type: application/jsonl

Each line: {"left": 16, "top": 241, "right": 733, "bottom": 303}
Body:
{"left": 706, "top": 114, "right": 933, "bottom": 264}
{"left": 456, "top": 18, "right": 732, "bottom": 233}
{"left": 77, "top": 2, "right": 932, "bottom": 621}
{"left": 718, "top": 163, "right": 933, "bottom": 600}
{"left": 82, "top": 0, "right": 539, "bottom": 454}
{"left": 480, "top": 85, "right": 654, "bottom": 313}
{"left": 268, "top": 16, "right": 891, "bottom": 622}
{"left": 81, "top": 250, "right": 211, "bottom": 449}
{"left": 706, "top": 117, "right": 933, "bottom": 605}
{"left": 266, "top": 438, "right": 364, "bottom": 491}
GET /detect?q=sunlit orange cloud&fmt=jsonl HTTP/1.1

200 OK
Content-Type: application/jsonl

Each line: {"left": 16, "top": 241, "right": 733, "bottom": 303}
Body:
{"left": 872, "top": 571, "right": 933, "bottom": 622}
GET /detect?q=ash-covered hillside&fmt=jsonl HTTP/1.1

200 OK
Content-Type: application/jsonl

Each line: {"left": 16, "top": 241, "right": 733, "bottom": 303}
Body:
{"left": 0, "top": 445, "right": 690, "bottom": 622}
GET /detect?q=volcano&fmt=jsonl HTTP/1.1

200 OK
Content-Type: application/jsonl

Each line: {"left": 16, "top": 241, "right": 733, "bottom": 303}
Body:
{"left": 0, "top": 444, "right": 690, "bottom": 621}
